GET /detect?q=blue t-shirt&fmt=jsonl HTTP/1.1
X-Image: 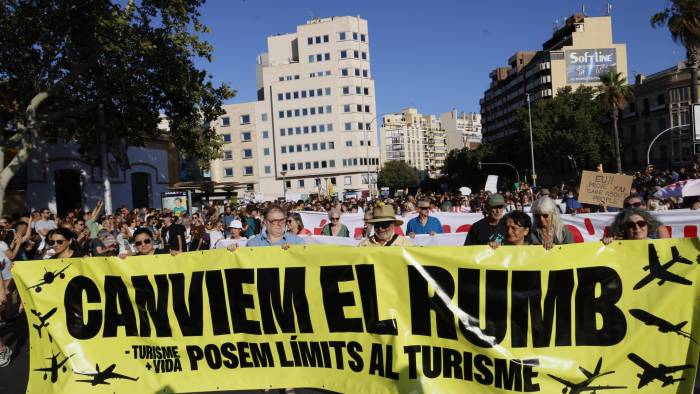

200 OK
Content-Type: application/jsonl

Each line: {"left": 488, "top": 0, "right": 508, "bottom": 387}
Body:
{"left": 406, "top": 216, "right": 443, "bottom": 235}
{"left": 247, "top": 231, "right": 305, "bottom": 247}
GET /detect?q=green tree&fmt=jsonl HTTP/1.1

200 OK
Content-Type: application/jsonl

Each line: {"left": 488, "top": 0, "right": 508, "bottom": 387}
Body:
{"left": 0, "top": 0, "right": 234, "bottom": 215}
{"left": 598, "top": 69, "right": 633, "bottom": 174}
{"left": 377, "top": 161, "right": 419, "bottom": 191}
{"left": 509, "top": 86, "right": 613, "bottom": 179}
{"left": 441, "top": 144, "right": 491, "bottom": 190}
{"left": 652, "top": 1, "right": 700, "bottom": 103}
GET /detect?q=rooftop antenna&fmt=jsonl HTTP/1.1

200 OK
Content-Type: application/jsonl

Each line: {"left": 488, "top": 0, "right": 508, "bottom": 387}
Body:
{"left": 606, "top": 2, "right": 612, "bottom": 16}
{"left": 582, "top": 4, "right": 586, "bottom": 15}
{"left": 553, "top": 18, "right": 559, "bottom": 32}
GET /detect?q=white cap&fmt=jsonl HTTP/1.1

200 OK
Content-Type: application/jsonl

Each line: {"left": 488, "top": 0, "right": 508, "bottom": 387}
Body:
{"left": 229, "top": 220, "right": 243, "bottom": 229}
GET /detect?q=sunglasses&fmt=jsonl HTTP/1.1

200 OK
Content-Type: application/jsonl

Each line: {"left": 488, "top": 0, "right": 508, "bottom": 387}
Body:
{"left": 418, "top": 206, "right": 429, "bottom": 210}
{"left": 331, "top": 217, "right": 340, "bottom": 221}
{"left": 375, "top": 221, "right": 393, "bottom": 229}
{"left": 625, "top": 220, "right": 647, "bottom": 230}
{"left": 286, "top": 219, "right": 293, "bottom": 223}
{"left": 47, "top": 239, "right": 66, "bottom": 246}
{"left": 134, "top": 238, "right": 152, "bottom": 247}
{"left": 624, "top": 202, "right": 643, "bottom": 208}
{"left": 534, "top": 213, "right": 550, "bottom": 219}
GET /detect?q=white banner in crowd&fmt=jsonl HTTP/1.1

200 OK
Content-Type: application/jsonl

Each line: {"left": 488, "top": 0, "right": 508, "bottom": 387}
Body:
{"left": 296, "top": 210, "right": 700, "bottom": 246}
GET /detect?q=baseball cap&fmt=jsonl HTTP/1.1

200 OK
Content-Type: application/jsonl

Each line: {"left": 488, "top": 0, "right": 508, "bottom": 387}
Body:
{"left": 486, "top": 194, "right": 506, "bottom": 208}
{"left": 229, "top": 220, "right": 243, "bottom": 229}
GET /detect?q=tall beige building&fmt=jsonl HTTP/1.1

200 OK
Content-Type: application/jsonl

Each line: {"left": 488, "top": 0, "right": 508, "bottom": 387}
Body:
{"left": 380, "top": 108, "right": 447, "bottom": 179}
{"left": 481, "top": 14, "right": 628, "bottom": 143}
{"left": 440, "top": 110, "right": 482, "bottom": 151}
{"left": 209, "top": 102, "right": 260, "bottom": 193}
{"left": 253, "top": 16, "right": 380, "bottom": 200}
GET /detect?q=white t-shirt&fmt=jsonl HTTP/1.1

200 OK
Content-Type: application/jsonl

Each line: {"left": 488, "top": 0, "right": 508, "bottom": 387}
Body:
{"left": 207, "top": 230, "right": 224, "bottom": 250}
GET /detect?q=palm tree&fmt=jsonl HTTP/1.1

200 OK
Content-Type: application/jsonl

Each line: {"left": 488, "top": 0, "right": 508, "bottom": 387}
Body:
{"left": 651, "top": 1, "right": 700, "bottom": 103}
{"left": 598, "top": 69, "right": 633, "bottom": 174}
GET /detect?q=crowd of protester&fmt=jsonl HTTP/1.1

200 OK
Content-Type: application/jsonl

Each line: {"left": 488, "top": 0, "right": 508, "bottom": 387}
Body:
{"left": 0, "top": 164, "right": 698, "bottom": 367}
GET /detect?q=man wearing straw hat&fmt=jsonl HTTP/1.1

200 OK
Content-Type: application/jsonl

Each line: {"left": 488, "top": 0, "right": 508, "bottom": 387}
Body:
{"left": 358, "top": 204, "right": 412, "bottom": 247}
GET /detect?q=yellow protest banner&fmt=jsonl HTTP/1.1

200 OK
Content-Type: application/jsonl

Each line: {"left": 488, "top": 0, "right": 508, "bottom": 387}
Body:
{"left": 13, "top": 240, "right": 700, "bottom": 393}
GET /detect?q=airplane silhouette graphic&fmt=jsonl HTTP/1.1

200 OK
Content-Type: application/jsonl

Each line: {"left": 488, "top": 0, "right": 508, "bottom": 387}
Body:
{"left": 31, "top": 307, "right": 57, "bottom": 339}
{"left": 34, "top": 352, "right": 74, "bottom": 383}
{"left": 634, "top": 245, "right": 693, "bottom": 290}
{"left": 628, "top": 353, "right": 694, "bottom": 388}
{"left": 547, "top": 357, "right": 626, "bottom": 393}
{"left": 74, "top": 363, "right": 139, "bottom": 385}
{"left": 629, "top": 308, "right": 696, "bottom": 343}
{"left": 26, "top": 264, "right": 71, "bottom": 293}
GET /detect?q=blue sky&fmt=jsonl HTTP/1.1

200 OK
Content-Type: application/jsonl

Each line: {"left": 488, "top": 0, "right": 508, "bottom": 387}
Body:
{"left": 196, "top": 0, "right": 684, "bottom": 116}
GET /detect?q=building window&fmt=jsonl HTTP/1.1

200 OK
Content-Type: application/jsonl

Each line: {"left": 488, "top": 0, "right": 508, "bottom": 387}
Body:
{"left": 240, "top": 114, "right": 250, "bottom": 124}
{"left": 323, "top": 35, "right": 329, "bottom": 43}
{"left": 286, "top": 92, "right": 291, "bottom": 100}
{"left": 346, "top": 140, "right": 352, "bottom": 147}
{"left": 242, "top": 149, "right": 253, "bottom": 158}
{"left": 244, "top": 166, "right": 254, "bottom": 176}
{"left": 264, "top": 166, "right": 271, "bottom": 174}
{"left": 261, "top": 113, "right": 268, "bottom": 121}
{"left": 321, "top": 161, "right": 327, "bottom": 168}
{"left": 329, "top": 141, "right": 334, "bottom": 149}
{"left": 364, "top": 87, "right": 369, "bottom": 95}
{"left": 241, "top": 132, "right": 252, "bottom": 142}
{"left": 262, "top": 131, "right": 269, "bottom": 139}
{"left": 344, "top": 104, "right": 351, "bottom": 113}
{"left": 281, "top": 146, "right": 287, "bottom": 154}
{"left": 339, "top": 32, "right": 346, "bottom": 40}
{"left": 278, "top": 93, "right": 283, "bottom": 101}
{"left": 223, "top": 150, "right": 233, "bottom": 160}
{"left": 329, "top": 160, "right": 335, "bottom": 167}
{"left": 308, "top": 55, "right": 315, "bottom": 63}
{"left": 344, "top": 176, "right": 352, "bottom": 186}
{"left": 352, "top": 32, "right": 358, "bottom": 40}
{"left": 362, "top": 52, "right": 367, "bottom": 60}
{"left": 341, "top": 68, "right": 349, "bottom": 76}
{"left": 290, "top": 163, "right": 296, "bottom": 171}
{"left": 361, "top": 34, "right": 366, "bottom": 42}
{"left": 353, "top": 50, "right": 359, "bottom": 59}
{"left": 362, "top": 69, "right": 368, "bottom": 78}
{"left": 327, "top": 124, "right": 333, "bottom": 131}
{"left": 314, "top": 161, "right": 319, "bottom": 169}
{"left": 222, "top": 117, "right": 230, "bottom": 126}
{"left": 279, "top": 111, "right": 284, "bottom": 118}
{"left": 298, "top": 180, "right": 305, "bottom": 188}
{"left": 324, "top": 53, "right": 330, "bottom": 61}
{"left": 355, "top": 68, "right": 360, "bottom": 76}
{"left": 345, "top": 122, "right": 352, "bottom": 131}
{"left": 326, "top": 105, "right": 332, "bottom": 113}
{"left": 340, "top": 50, "right": 347, "bottom": 59}
{"left": 293, "top": 91, "right": 299, "bottom": 99}
{"left": 315, "top": 36, "right": 321, "bottom": 44}
{"left": 342, "top": 86, "right": 349, "bottom": 95}
{"left": 282, "top": 164, "right": 288, "bottom": 171}
{"left": 285, "top": 180, "right": 291, "bottom": 188}
{"left": 224, "top": 168, "right": 234, "bottom": 177}
{"left": 312, "top": 143, "right": 318, "bottom": 151}
{"left": 307, "top": 37, "right": 313, "bottom": 45}
{"left": 222, "top": 134, "right": 231, "bottom": 143}
{"left": 263, "top": 148, "right": 270, "bottom": 156}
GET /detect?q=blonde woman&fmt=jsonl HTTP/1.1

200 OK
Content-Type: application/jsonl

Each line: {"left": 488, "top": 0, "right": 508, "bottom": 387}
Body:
{"left": 528, "top": 197, "right": 573, "bottom": 249}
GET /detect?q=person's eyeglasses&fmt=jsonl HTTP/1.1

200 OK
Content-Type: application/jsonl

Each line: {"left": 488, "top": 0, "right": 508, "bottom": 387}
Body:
{"left": 625, "top": 220, "right": 648, "bottom": 230}
{"left": 267, "top": 218, "right": 286, "bottom": 225}
{"left": 419, "top": 207, "right": 429, "bottom": 210}
{"left": 375, "top": 221, "right": 393, "bottom": 229}
{"left": 47, "top": 239, "right": 66, "bottom": 246}
{"left": 134, "top": 238, "right": 152, "bottom": 247}
{"left": 286, "top": 219, "right": 293, "bottom": 223}
{"left": 534, "top": 213, "right": 550, "bottom": 219}
{"left": 331, "top": 217, "right": 340, "bottom": 221}
{"left": 624, "top": 202, "right": 643, "bottom": 208}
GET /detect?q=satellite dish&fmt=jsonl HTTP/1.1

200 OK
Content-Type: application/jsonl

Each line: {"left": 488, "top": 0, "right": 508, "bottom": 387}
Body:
{"left": 459, "top": 187, "right": 472, "bottom": 196}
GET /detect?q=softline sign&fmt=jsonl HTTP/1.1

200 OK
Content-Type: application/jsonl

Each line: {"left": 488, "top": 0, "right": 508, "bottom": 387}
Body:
{"left": 565, "top": 48, "right": 617, "bottom": 83}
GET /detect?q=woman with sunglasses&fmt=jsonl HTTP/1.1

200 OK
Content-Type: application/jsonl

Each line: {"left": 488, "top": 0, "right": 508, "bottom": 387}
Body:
{"left": 286, "top": 213, "right": 311, "bottom": 236}
{"left": 604, "top": 208, "right": 662, "bottom": 243}
{"left": 529, "top": 197, "right": 573, "bottom": 249}
{"left": 45, "top": 228, "right": 82, "bottom": 259}
{"left": 131, "top": 228, "right": 168, "bottom": 256}
{"left": 321, "top": 208, "right": 349, "bottom": 237}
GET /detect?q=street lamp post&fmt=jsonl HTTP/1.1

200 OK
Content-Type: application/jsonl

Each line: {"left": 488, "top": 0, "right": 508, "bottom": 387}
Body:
{"left": 478, "top": 161, "right": 520, "bottom": 184}
{"left": 525, "top": 93, "right": 537, "bottom": 187}
{"left": 280, "top": 170, "right": 287, "bottom": 201}
{"left": 365, "top": 113, "right": 384, "bottom": 198}
{"left": 647, "top": 124, "right": 690, "bottom": 166}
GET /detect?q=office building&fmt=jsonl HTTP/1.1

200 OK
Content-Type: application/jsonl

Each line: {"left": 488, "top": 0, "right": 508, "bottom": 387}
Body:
{"left": 380, "top": 108, "right": 447, "bottom": 179}
{"left": 440, "top": 110, "right": 482, "bottom": 151}
{"left": 481, "top": 13, "right": 628, "bottom": 143}
{"left": 253, "top": 16, "right": 380, "bottom": 200}
{"left": 621, "top": 63, "right": 697, "bottom": 169}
